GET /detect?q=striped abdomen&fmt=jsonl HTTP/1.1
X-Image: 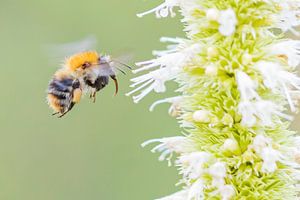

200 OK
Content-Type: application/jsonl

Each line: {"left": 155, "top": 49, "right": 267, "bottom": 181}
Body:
{"left": 47, "top": 77, "right": 80, "bottom": 115}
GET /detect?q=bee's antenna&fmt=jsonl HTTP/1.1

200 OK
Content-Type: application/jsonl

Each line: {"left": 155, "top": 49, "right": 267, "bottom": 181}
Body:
{"left": 115, "top": 67, "right": 126, "bottom": 75}
{"left": 112, "top": 59, "right": 132, "bottom": 69}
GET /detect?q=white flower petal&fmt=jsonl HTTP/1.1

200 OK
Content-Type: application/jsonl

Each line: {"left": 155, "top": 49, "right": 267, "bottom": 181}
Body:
{"left": 209, "top": 162, "right": 227, "bottom": 179}
{"left": 128, "top": 38, "right": 201, "bottom": 103}
{"left": 142, "top": 136, "right": 196, "bottom": 166}
{"left": 149, "top": 96, "right": 183, "bottom": 115}
{"left": 137, "top": 0, "right": 180, "bottom": 18}
{"left": 261, "top": 147, "right": 281, "bottom": 173}
{"left": 255, "top": 61, "right": 300, "bottom": 112}
{"left": 219, "top": 185, "right": 235, "bottom": 200}
{"left": 236, "top": 71, "right": 292, "bottom": 127}
{"left": 218, "top": 9, "right": 238, "bottom": 36}
{"left": 156, "top": 190, "right": 188, "bottom": 200}
{"left": 188, "top": 179, "right": 205, "bottom": 200}
{"left": 252, "top": 135, "right": 282, "bottom": 173}
{"left": 273, "top": 2, "right": 300, "bottom": 34}
{"left": 177, "top": 152, "right": 211, "bottom": 180}
{"left": 269, "top": 40, "right": 300, "bottom": 68}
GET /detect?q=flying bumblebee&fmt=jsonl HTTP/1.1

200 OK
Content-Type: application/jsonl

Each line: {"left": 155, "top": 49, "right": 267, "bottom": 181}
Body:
{"left": 47, "top": 51, "right": 131, "bottom": 118}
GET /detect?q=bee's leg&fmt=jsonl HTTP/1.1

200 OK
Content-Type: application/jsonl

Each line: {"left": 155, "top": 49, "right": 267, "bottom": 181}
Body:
{"left": 72, "top": 88, "right": 82, "bottom": 103}
{"left": 71, "top": 79, "right": 82, "bottom": 103}
{"left": 58, "top": 88, "right": 81, "bottom": 117}
{"left": 58, "top": 81, "right": 81, "bottom": 118}
{"left": 58, "top": 102, "right": 75, "bottom": 118}
{"left": 90, "top": 90, "right": 96, "bottom": 103}
{"left": 83, "top": 76, "right": 97, "bottom": 102}
{"left": 92, "top": 93, "right": 96, "bottom": 103}
{"left": 52, "top": 112, "right": 59, "bottom": 116}
{"left": 88, "top": 77, "right": 108, "bottom": 102}
{"left": 58, "top": 111, "right": 69, "bottom": 118}
{"left": 58, "top": 113, "right": 67, "bottom": 118}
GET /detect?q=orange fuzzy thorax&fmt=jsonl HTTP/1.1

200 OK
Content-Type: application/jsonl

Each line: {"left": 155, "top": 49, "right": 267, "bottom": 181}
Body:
{"left": 54, "top": 68, "right": 72, "bottom": 80}
{"left": 65, "top": 51, "right": 99, "bottom": 71}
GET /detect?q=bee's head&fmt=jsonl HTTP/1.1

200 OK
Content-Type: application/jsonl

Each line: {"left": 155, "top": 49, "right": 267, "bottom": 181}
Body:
{"left": 65, "top": 51, "right": 99, "bottom": 72}
{"left": 99, "top": 55, "right": 112, "bottom": 65}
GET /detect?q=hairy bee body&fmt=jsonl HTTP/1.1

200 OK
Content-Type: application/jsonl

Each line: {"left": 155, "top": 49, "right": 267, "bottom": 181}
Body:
{"left": 47, "top": 51, "right": 119, "bottom": 118}
{"left": 47, "top": 69, "right": 82, "bottom": 117}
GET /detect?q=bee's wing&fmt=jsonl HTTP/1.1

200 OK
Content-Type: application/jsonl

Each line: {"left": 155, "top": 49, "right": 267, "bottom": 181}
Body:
{"left": 112, "top": 52, "right": 134, "bottom": 65}
{"left": 91, "top": 52, "right": 133, "bottom": 77}
{"left": 44, "top": 35, "right": 98, "bottom": 65}
{"left": 110, "top": 53, "right": 134, "bottom": 74}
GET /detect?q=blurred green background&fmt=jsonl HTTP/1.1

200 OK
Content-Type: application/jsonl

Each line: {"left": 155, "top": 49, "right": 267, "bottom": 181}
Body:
{"left": 0, "top": 0, "right": 186, "bottom": 199}
{"left": 0, "top": 1, "right": 299, "bottom": 200}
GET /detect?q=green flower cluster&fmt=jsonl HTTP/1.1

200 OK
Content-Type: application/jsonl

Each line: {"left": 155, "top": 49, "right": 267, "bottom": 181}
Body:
{"left": 129, "top": 0, "right": 300, "bottom": 199}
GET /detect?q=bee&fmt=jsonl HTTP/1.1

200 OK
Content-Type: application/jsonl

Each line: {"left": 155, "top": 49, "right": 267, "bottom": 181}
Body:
{"left": 47, "top": 51, "right": 130, "bottom": 118}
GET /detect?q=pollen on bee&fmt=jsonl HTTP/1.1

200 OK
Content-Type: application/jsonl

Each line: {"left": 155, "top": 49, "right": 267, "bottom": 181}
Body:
{"left": 65, "top": 51, "right": 99, "bottom": 71}
{"left": 72, "top": 88, "right": 82, "bottom": 103}
{"left": 47, "top": 94, "right": 62, "bottom": 112}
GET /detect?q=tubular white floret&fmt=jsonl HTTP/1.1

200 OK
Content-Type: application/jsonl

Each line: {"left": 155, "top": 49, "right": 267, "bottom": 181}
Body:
{"left": 255, "top": 61, "right": 300, "bottom": 112}
{"left": 236, "top": 71, "right": 292, "bottom": 127}
{"left": 126, "top": 67, "right": 174, "bottom": 103}
{"left": 149, "top": 96, "right": 183, "bottom": 115}
{"left": 127, "top": 41, "right": 201, "bottom": 103}
{"left": 218, "top": 9, "right": 238, "bottom": 36}
{"left": 187, "top": 179, "right": 205, "bottom": 200}
{"left": 209, "top": 162, "right": 227, "bottom": 187}
{"left": 251, "top": 135, "right": 283, "bottom": 173}
{"left": 153, "top": 37, "right": 185, "bottom": 56}
{"left": 236, "top": 71, "right": 260, "bottom": 101}
{"left": 156, "top": 180, "right": 205, "bottom": 200}
{"left": 218, "top": 185, "right": 235, "bottom": 200}
{"left": 269, "top": 40, "right": 300, "bottom": 68}
{"left": 177, "top": 152, "right": 211, "bottom": 180}
{"left": 142, "top": 136, "right": 196, "bottom": 166}
{"left": 137, "top": 0, "right": 181, "bottom": 18}
{"left": 137, "top": 0, "right": 201, "bottom": 19}
{"left": 261, "top": 147, "right": 281, "bottom": 173}
{"left": 272, "top": 1, "right": 300, "bottom": 35}
{"left": 156, "top": 190, "right": 188, "bottom": 200}
{"left": 238, "top": 100, "right": 292, "bottom": 127}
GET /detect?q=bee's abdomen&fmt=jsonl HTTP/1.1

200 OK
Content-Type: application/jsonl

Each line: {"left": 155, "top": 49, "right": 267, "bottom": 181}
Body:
{"left": 49, "top": 79, "right": 73, "bottom": 93}
{"left": 47, "top": 78, "right": 74, "bottom": 113}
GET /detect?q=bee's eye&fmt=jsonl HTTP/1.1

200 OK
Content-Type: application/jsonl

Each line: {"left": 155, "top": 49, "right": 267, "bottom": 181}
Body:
{"left": 82, "top": 62, "right": 91, "bottom": 69}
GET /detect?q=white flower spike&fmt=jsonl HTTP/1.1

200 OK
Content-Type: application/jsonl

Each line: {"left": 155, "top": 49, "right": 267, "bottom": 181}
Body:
{"left": 133, "top": 0, "right": 300, "bottom": 199}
